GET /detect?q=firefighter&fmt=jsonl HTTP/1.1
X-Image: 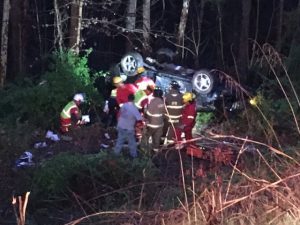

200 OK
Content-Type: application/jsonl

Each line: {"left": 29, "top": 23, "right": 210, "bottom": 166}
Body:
{"left": 60, "top": 93, "right": 86, "bottom": 133}
{"left": 103, "top": 81, "right": 119, "bottom": 128}
{"left": 134, "top": 76, "right": 156, "bottom": 111}
{"left": 175, "top": 92, "right": 197, "bottom": 148}
{"left": 141, "top": 87, "right": 166, "bottom": 152}
{"left": 164, "top": 80, "right": 184, "bottom": 144}
{"left": 113, "top": 76, "right": 138, "bottom": 106}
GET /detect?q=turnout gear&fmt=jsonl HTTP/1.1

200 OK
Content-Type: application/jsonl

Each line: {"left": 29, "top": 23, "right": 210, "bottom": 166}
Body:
{"left": 175, "top": 100, "right": 197, "bottom": 143}
{"left": 142, "top": 96, "right": 166, "bottom": 152}
{"left": 116, "top": 83, "right": 138, "bottom": 106}
{"left": 134, "top": 76, "right": 155, "bottom": 91}
{"left": 134, "top": 77, "right": 155, "bottom": 110}
{"left": 164, "top": 88, "right": 184, "bottom": 142}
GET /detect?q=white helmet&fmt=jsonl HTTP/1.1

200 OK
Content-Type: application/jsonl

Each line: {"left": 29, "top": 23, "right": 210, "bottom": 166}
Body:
{"left": 73, "top": 93, "right": 84, "bottom": 102}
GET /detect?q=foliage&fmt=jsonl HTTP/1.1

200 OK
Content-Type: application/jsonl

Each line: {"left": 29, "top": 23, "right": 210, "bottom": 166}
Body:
{"left": 0, "top": 50, "right": 103, "bottom": 129}
{"left": 195, "top": 112, "right": 215, "bottom": 131}
{"left": 31, "top": 151, "right": 160, "bottom": 209}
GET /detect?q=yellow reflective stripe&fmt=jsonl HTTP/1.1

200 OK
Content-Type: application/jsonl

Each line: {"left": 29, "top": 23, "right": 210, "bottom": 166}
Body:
{"left": 146, "top": 111, "right": 163, "bottom": 117}
{"left": 187, "top": 116, "right": 194, "bottom": 119}
{"left": 111, "top": 89, "right": 117, "bottom": 97}
{"left": 62, "top": 109, "right": 69, "bottom": 117}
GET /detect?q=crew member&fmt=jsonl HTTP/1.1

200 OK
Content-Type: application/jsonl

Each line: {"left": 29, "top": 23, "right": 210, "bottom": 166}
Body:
{"left": 175, "top": 92, "right": 197, "bottom": 148}
{"left": 60, "top": 93, "right": 85, "bottom": 133}
{"left": 141, "top": 87, "right": 166, "bottom": 152}
{"left": 164, "top": 81, "right": 184, "bottom": 143}
{"left": 113, "top": 76, "right": 138, "bottom": 106}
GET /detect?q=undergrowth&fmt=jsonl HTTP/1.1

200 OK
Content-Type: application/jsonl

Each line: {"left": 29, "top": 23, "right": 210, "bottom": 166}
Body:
{"left": 0, "top": 50, "right": 104, "bottom": 130}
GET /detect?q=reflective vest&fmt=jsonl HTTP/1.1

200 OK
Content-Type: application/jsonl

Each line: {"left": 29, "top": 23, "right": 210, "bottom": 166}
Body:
{"left": 134, "top": 76, "right": 155, "bottom": 91}
{"left": 111, "top": 88, "right": 117, "bottom": 97}
{"left": 60, "top": 101, "right": 78, "bottom": 119}
{"left": 134, "top": 90, "right": 148, "bottom": 109}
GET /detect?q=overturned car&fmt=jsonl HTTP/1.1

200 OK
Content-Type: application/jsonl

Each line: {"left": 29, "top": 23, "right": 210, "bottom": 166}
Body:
{"left": 103, "top": 50, "right": 244, "bottom": 112}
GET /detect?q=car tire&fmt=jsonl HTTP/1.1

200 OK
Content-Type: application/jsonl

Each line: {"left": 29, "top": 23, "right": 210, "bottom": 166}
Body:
{"left": 120, "top": 52, "right": 144, "bottom": 76}
{"left": 192, "top": 70, "right": 214, "bottom": 94}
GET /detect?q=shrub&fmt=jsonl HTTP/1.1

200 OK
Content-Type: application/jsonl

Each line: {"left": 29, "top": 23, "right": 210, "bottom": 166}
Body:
{"left": 0, "top": 50, "right": 103, "bottom": 129}
{"left": 31, "top": 151, "right": 160, "bottom": 210}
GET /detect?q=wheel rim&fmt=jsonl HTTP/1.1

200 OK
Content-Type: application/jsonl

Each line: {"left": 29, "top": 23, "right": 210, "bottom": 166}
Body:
{"left": 195, "top": 73, "right": 211, "bottom": 92}
{"left": 122, "top": 55, "right": 137, "bottom": 74}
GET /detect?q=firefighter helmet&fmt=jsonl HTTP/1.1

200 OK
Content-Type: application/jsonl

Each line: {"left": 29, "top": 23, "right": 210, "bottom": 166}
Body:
{"left": 73, "top": 93, "right": 85, "bottom": 102}
{"left": 137, "top": 66, "right": 145, "bottom": 74}
{"left": 153, "top": 87, "right": 163, "bottom": 98}
{"left": 112, "top": 76, "right": 123, "bottom": 85}
{"left": 170, "top": 80, "right": 180, "bottom": 90}
{"left": 182, "top": 92, "right": 195, "bottom": 103}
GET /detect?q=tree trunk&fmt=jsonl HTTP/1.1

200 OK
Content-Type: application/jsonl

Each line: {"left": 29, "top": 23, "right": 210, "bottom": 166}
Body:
{"left": 192, "top": 0, "right": 205, "bottom": 68}
{"left": 177, "top": 0, "right": 190, "bottom": 58}
{"left": 0, "top": 0, "right": 10, "bottom": 88}
{"left": 54, "top": 0, "right": 63, "bottom": 51}
{"left": 287, "top": 0, "right": 300, "bottom": 77}
{"left": 8, "top": 0, "right": 23, "bottom": 79}
{"left": 142, "top": 0, "right": 151, "bottom": 55}
{"left": 237, "top": 0, "right": 251, "bottom": 84}
{"left": 276, "top": 0, "right": 284, "bottom": 51}
{"left": 69, "top": 0, "right": 83, "bottom": 54}
{"left": 126, "top": 0, "right": 137, "bottom": 51}
{"left": 216, "top": 2, "right": 225, "bottom": 69}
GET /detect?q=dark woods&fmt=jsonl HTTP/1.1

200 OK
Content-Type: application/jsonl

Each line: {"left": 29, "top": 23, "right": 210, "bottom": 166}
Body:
{"left": 1, "top": 0, "right": 300, "bottom": 86}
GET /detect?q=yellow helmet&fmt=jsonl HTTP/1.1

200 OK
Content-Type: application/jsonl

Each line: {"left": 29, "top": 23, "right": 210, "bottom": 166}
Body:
{"left": 137, "top": 66, "right": 145, "bottom": 74}
{"left": 112, "top": 76, "right": 123, "bottom": 85}
{"left": 183, "top": 92, "right": 195, "bottom": 103}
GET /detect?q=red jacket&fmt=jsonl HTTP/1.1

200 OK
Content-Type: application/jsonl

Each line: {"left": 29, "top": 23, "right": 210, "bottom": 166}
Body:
{"left": 134, "top": 76, "right": 155, "bottom": 91}
{"left": 116, "top": 83, "right": 138, "bottom": 105}
{"left": 181, "top": 102, "right": 197, "bottom": 128}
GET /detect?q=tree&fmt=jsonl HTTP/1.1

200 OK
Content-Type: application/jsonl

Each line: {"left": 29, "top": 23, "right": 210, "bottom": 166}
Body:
{"left": 142, "top": 0, "right": 151, "bottom": 54}
{"left": 69, "top": 0, "right": 83, "bottom": 54}
{"left": 287, "top": 0, "right": 300, "bottom": 77}
{"left": 125, "top": 0, "right": 137, "bottom": 50}
{"left": 0, "top": 0, "right": 10, "bottom": 88}
{"left": 237, "top": 0, "right": 251, "bottom": 84}
{"left": 276, "top": 0, "right": 284, "bottom": 51}
{"left": 177, "top": 0, "right": 191, "bottom": 57}
{"left": 54, "top": 0, "right": 63, "bottom": 51}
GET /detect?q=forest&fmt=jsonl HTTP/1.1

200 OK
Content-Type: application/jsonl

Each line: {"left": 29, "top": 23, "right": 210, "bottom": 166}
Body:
{"left": 1, "top": 0, "right": 300, "bottom": 224}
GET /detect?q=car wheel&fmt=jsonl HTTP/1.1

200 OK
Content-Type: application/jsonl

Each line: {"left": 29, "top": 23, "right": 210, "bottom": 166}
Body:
{"left": 192, "top": 70, "right": 214, "bottom": 94}
{"left": 120, "top": 52, "right": 144, "bottom": 76}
